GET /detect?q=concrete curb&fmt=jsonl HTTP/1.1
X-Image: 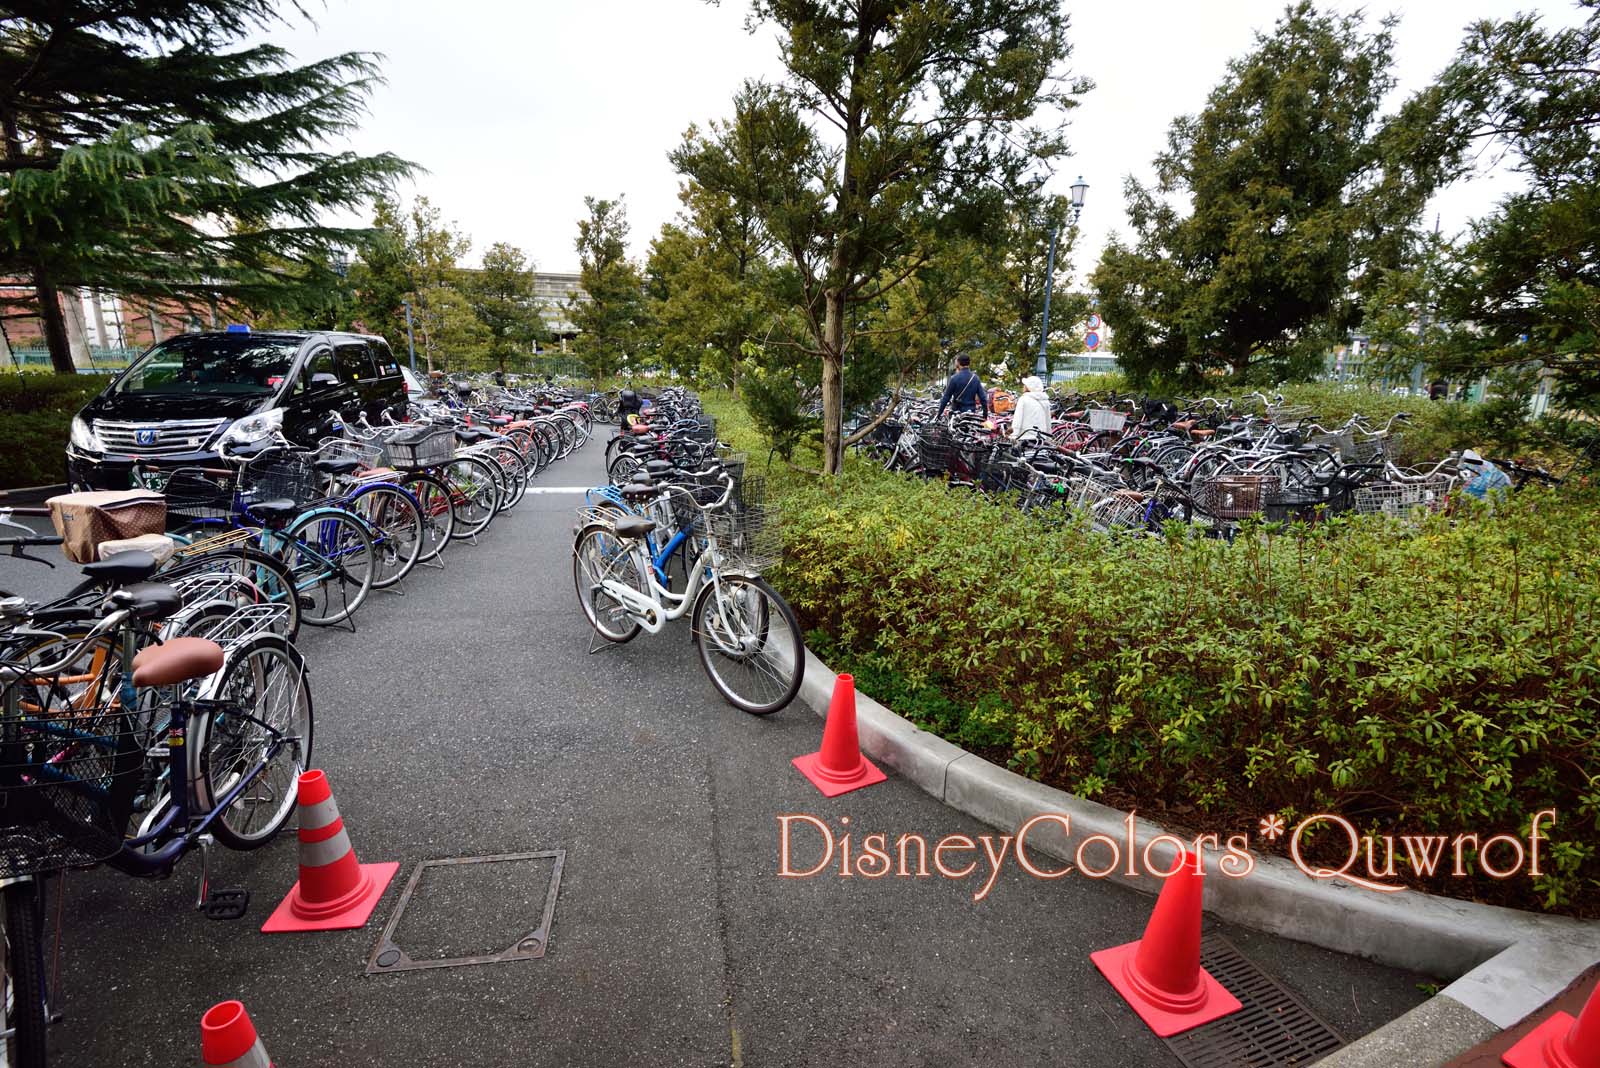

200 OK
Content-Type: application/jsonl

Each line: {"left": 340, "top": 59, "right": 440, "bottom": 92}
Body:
{"left": 796, "top": 646, "right": 1600, "bottom": 1066}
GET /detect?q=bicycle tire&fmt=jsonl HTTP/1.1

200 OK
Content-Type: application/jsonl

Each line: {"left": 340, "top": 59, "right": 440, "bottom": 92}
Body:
{"left": 572, "top": 524, "right": 647, "bottom": 643}
{"left": 195, "top": 634, "right": 313, "bottom": 849}
{"left": 398, "top": 472, "right": 456, "bottom": 560}
{"left": 691, "top": 574, "right": 803, "bottom": 716}
{"left": 2, "top": 880, "right": 49, "bottom": 1068}
{"left": 279, "top": 509, "right": 375, "bottom": 626}
{"left": 441, "top": 456, "right": 499, "bottom": 539}
{"left": 346, "top": 482, "right": 425, "bottom": 589}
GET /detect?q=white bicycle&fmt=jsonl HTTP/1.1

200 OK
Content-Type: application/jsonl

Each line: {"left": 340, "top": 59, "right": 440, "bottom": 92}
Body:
{"left": 570, "top": 465, "right": 804, "bottom": 715}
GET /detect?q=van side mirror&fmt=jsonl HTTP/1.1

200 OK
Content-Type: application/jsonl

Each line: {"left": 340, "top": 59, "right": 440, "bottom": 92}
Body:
{"left": 310, "top": 372, "right": 340, "bottom": 390}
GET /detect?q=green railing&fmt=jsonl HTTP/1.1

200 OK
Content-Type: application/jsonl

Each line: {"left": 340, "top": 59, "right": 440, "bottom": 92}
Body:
{"left": 3, "top": 347, "right": 141, "bottom": 373}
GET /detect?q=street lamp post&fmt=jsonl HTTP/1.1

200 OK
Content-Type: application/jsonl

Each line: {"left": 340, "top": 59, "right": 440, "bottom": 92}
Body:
{"left": 1036, "top": 176, "right": 1089, "bottom": 378}
{"left": 401, "top": 299, "right": 419, "bottom": 374}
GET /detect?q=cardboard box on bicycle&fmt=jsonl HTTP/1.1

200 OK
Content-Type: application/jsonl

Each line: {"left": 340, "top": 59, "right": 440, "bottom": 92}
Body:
{"left": 45, "top": 489, "right": 167, "bottom": 564}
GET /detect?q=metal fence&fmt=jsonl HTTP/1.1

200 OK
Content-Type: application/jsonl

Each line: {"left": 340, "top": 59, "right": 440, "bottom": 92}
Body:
{"left": 3, "top": 347, "right": 141, "bottom": 374}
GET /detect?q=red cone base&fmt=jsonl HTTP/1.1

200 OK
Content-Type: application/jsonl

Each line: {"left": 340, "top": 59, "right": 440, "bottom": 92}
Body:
{"left": 793, "top": 673, "right": 887, "bottom": 797}
{"left": 1091, "top": 938, "right": 1242, "bottom": 1037}
{"left": 261, "top": 860, "right": 398, "bottom": 932}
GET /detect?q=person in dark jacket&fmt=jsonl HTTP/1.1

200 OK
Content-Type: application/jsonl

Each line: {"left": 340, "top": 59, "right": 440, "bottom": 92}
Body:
{"left": 936, "top": 354, "right": 989, "bottom": 419}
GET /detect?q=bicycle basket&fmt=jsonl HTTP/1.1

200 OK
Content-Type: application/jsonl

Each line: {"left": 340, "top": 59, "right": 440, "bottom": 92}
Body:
{"left": 241, "top": 454, "right": 323, "bottom": 510}
{"left": 1195, "top": 473, "right": 1280, "bottom": 519}
{"left": 315, "top": 436, "right": 385, "bottom": 469}
{"left": 381, "top": 426, "right": 456, "bottom": 469}
{"left": 1086, "top": 409, "right": 1128, "bottom": 433}
{"left": 161, "top": 468, "right": 236, "bottom": 525}
{"left": 1354, "top": 476, "right": 1450, "bottom": 518}
{"left": 705, "top": 502, "right": 782, "bottom": 573}
{"left": 1352, "top": 433, "right": 1398, "bottom": 463}
{"left": 0, "top": 673, "right": 145, "bottom": 878}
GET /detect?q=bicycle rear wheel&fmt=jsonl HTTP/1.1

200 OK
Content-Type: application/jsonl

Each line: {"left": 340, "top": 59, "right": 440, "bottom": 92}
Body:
{"left": 572, "top": 525, "right": 647, "bottom": 643}
{"left": 160, "top": 545, "right": 301, "bottom": 641}
{"left": 195, "top": 635, "right": 313, "bottom": 850}
{"left": 2, "top": 879, "right": 48, "bottom": 1068}
{"left": 691, "top": 574, "right": 803, "bottom": 715}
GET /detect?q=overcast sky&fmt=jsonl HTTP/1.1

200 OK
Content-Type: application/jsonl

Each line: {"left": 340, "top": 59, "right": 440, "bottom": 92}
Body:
{"left": 268, "top": 0, "right": 1588, "bottom": 281}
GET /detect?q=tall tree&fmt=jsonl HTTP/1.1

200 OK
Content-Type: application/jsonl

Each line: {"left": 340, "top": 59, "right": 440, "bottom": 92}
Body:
{"left": 467, "top": 242, "right": 545, "bottom": 374}
{"left": 0, "top": 1, "right": 413, "bottom": 372}
{"left": 348, "top": 196, "right": 472, "bottom": 371}
{"left": 570, "top": 196, "right": 644, "bottom": 381}
{"left": 1092, "top": 2, "right": 1476, "bottom": 386}
{"left": 1369, "top": 3, "right": 1600, "bottom": 417}
{"left": 678, "top": 3, "right": 1086, "bottom": 473}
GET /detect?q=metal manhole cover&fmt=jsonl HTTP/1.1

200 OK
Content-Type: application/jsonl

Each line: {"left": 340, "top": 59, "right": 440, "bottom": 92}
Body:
{"left": 1165, "top": 936, "right": 1346, "bottom": 1067}
{"left": 365, "top": 850, "right": 564, "bottom": 975}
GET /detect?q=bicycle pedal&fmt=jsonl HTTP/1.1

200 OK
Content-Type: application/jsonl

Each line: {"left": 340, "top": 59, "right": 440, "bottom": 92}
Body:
{"left": 201, "top": 887, "right": 250, "bottom": 920}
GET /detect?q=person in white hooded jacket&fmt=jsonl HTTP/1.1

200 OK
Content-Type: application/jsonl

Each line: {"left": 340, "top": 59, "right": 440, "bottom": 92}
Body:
{"left": 1009, "top": 376, "right": 1052, "bottom": 440}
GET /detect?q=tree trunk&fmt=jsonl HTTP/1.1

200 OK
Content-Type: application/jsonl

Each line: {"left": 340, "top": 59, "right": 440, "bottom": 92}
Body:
{"left": 820, "top": 287, "right": 846, "bottom": 475}
{"left": 64, "top": 288, "right": 92, "bottom": 367}
{"left": 34, "top": 274, "right": 75, "bottom": 375}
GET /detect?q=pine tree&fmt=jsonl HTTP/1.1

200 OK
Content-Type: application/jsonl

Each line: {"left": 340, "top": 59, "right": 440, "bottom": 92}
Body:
{"left": 571, "top": 197, "right": 645, "bottom": 382}
{"left": 0, "top": 1, "right": 414, "bottom": 372}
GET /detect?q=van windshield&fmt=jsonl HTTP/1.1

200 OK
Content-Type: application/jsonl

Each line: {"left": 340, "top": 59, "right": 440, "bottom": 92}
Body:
{"left": 113, "top": 335, "right": 299, "bottom": 396}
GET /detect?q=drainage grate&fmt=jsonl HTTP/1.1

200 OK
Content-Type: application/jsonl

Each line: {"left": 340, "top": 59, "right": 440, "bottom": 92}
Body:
{"left": 1165, "top": 936, "right": 1346, "bottom": 1068}
{"left": 365, "top": 850, "right": 564, "bottom": 975}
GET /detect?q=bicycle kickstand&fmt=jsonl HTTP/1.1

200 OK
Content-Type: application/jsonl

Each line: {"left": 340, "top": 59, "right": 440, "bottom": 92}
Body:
{"left": 193, "top": 833, "right": 250, "bottom": 921}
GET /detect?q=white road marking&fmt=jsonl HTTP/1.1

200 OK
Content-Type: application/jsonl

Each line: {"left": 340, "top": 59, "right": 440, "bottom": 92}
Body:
{"left": 524, "top": 486, "right": 596, "bottom": 494}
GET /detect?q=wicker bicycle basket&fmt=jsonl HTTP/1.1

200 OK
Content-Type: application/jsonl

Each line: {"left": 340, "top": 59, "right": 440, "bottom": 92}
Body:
{"left": 0, "top": 674, "right": 145, "bottom": 878}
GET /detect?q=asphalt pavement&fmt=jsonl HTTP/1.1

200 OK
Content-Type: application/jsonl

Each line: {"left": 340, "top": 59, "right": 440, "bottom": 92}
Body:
{"left": 0, "top": 438, "right": 1430, "bottom": 1066}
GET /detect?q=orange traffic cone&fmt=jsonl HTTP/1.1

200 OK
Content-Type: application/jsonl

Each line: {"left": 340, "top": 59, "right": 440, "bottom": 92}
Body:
{"left": 261, "top": 769, "right": 398, "bottom": 933}
{"left": 1503, "top": 979, "right": 1600, "bottom": 1068}
{"left": 201, "top": 1000, "right": 272, "bottom": 1067}
{"left": 792, "top": 674, "right": 887, "bottom": 797}
{"left": 1090, "top": 852, "right": 1243, "bottom": 1037}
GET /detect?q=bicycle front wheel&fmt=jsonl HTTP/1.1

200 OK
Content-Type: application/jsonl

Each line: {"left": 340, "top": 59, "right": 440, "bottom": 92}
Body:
{"left": 2, "top": 879, "right": 49, "bottom": 1068}
{"left": 691, "top": 574, "right": 803, "bottom": 715}
{"left": 279, "top": 510, "right": 375, "bottom": 626}
{"left": 195, "top": 635, "right": 313, "bottom": 849}
{"left": 348, "top": 483, "right": 424, "bottom": 589}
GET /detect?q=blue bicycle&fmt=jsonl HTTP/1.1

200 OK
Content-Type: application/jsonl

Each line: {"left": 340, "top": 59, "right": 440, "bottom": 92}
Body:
{"left": 0, "top": 573, "right": 312, "bottom": 1065}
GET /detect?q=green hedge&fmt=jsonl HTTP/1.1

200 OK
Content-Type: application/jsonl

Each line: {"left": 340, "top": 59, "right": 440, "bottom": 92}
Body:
{"left": 0, "top": 374, "right": 104, "bottom": 489}
{"left": 703, "top": 395, "right": 1599, "bottom": 913}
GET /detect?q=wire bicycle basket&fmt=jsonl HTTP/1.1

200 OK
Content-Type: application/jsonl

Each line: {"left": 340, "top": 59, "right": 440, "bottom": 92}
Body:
{"left": 1195, "top": 473, "right": 1280, "bottom": 520}
{"left": 377, "top": 425, "right": 457, "bottom": 469}
{"left": 241, "top": 454, "right": 324, "bottom": 510}
{"left": 704, "top": 502, "right": 782, "bottom": 574}
{"left": 1353, "top": 476, "right": 1451, "bottom": 518}
{"left": 0, "top": 672, "right": 146, "bottom": 878}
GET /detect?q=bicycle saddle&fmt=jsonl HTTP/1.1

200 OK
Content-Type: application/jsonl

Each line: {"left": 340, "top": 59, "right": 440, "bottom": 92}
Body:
{"left": 132, "top": 636, "right": 226, "bottom": 687}
{"left": 455, "top": 428, "right": 494, "bottom": 444}
{"left": 644, "top": 460, "right": 677, "bottom": 478}
{"left": 81, "top": 549, "right": 160, "bottom": 585}
{"left": 620, "top": 481, "right": 661, "bottom": 502}
{"left": 109, "top": 581, "right": 183, "bottom": 622}
{"left": 248, "top": 498, "right": 300, "bottom": 523}
{"left": 314, "top": 457, "right": 363, "bottom": 476}
{"left": 613, "top": 515, "right": 656, "bottom": 539}
{"left": 485, "top": 415, "right": 511, "bottom": 427}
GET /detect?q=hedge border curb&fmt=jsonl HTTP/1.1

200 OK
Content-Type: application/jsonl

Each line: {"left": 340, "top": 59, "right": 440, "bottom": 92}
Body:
{"left": 796, "top": 646, "right": 1600, "bottom": 1066}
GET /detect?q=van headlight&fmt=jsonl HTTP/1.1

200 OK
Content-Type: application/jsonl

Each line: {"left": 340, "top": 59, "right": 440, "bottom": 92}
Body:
{"left": 69, "top": 416, "right": 105, "bottom": 453}
{"left": 218, "top": 408, "right": 284, "bottom": 447}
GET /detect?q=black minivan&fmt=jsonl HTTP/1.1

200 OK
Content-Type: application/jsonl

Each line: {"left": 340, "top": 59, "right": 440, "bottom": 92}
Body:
{"left": 67, "top": 329, "right": 406, "bottom": 490}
